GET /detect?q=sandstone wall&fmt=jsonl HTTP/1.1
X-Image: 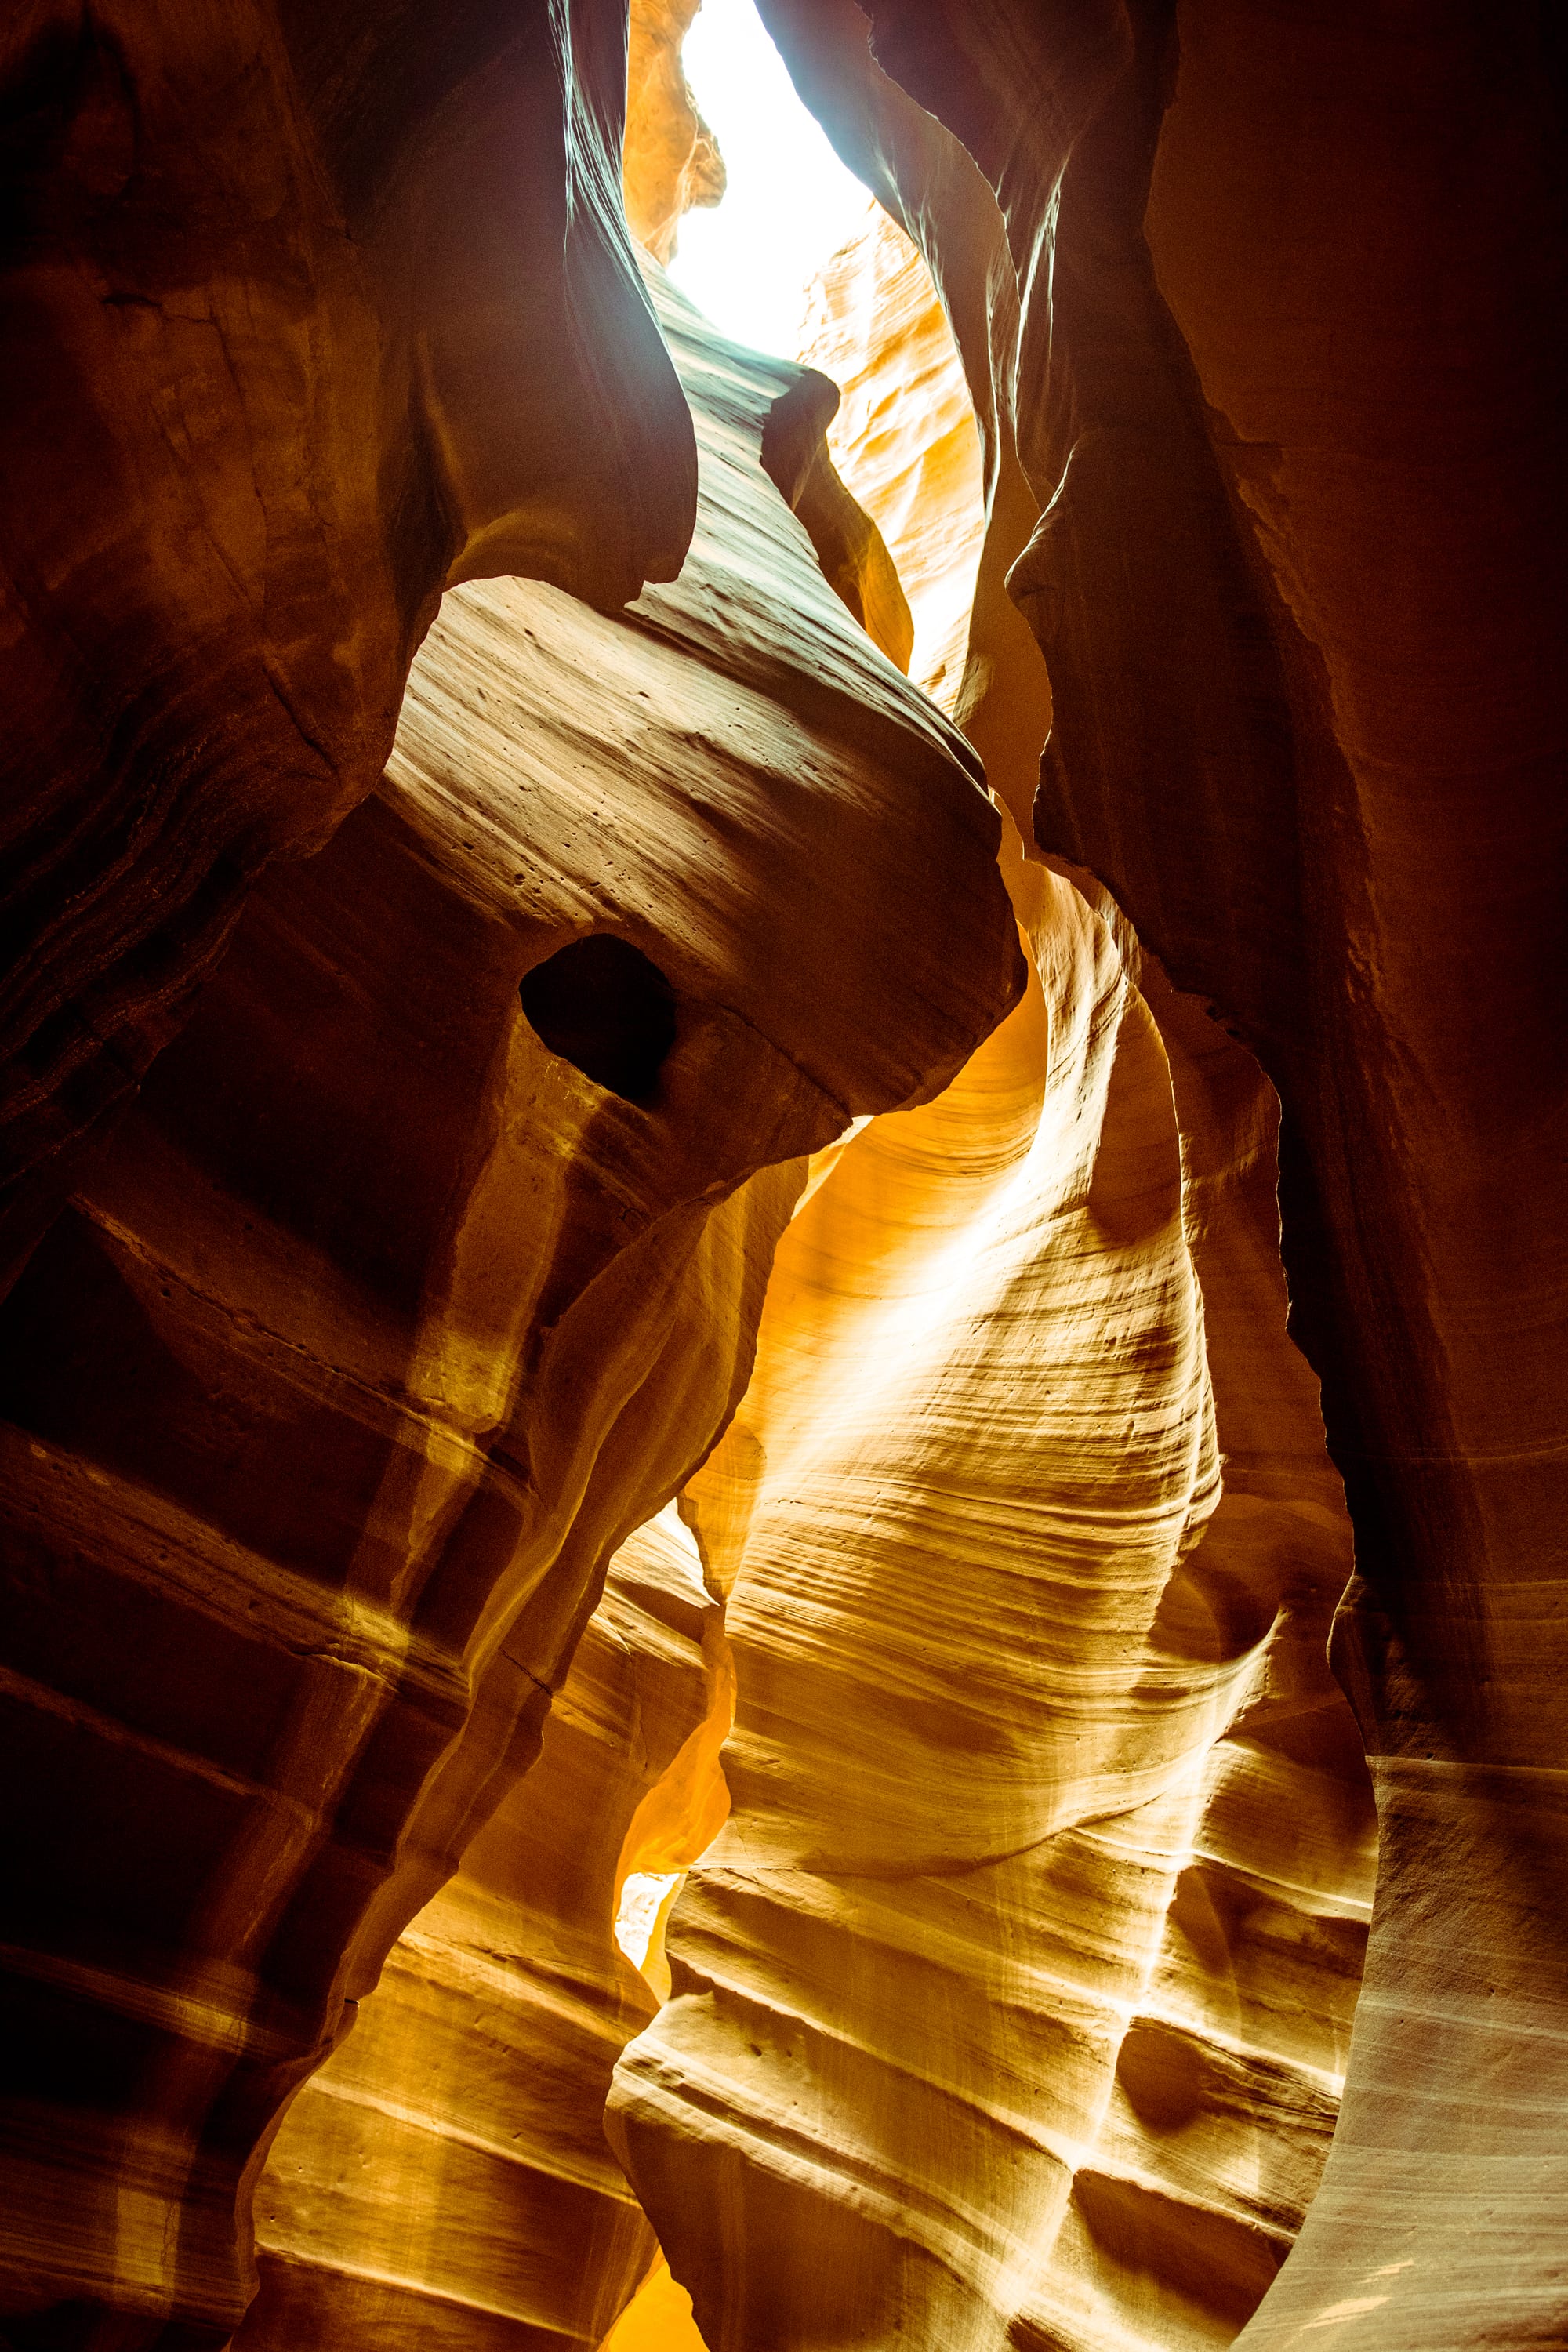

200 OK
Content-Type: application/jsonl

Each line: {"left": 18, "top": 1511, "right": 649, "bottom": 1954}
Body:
{"left": 612, "top": 820, "right": 1372, "bottom": 2352}
{"left": 0, "top": 0, "right": 699, "bottom": 1282}
{"left": 605, "top": 147, "right": 1372, "bottom": 2352}
{"left": 0, "top": 250, "right": 1019, "bottom": 2343}
{"left": 1, "top": 2, "right": 1562, "bottom": 2347}
{"left": 767, "top": 0, "right": 1568, "bottom": 2340}
{"left": 798, "top": 205, "right": 985, "bottom": 709}
{"left": 241, "top": 1507, "right": 727, "bottom": 2352}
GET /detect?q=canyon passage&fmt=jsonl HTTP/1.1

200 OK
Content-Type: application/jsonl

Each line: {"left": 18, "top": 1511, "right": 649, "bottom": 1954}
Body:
{"left": 0, "top": 3, "right": 1563, "bottom": 2350}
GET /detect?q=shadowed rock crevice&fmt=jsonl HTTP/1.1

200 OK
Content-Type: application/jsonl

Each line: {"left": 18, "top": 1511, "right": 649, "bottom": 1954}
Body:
{"left": 521, "top": 936, "right": 682, "bottom": 1105}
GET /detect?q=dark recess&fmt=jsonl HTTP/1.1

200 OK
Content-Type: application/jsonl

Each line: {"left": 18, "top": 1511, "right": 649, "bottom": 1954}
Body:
{"left": 519, "top": 935, "right": 678, "bottom": 1104}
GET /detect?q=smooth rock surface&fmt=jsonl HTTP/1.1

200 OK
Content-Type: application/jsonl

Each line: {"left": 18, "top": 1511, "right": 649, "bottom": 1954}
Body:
{"left": 830, "top": 0, "right": 1568, "bottom": 2339}
{"left": 0, "top": 265, "right": 1019, "bottom": 2345}
{"left": 0, "top": 0, "right": 698, "bottom": 1261}
{"left": 2, "top": 2, "right": 1562, "bottom": 2345}
{"left": 612, "top": 843, "right": 1373, "bottom": 2352}
{"left": 798, "top": 203, "right": 984, "bottom": 708}
{"left": 240, "top": 1507, "right": 728, "bottom": 2352}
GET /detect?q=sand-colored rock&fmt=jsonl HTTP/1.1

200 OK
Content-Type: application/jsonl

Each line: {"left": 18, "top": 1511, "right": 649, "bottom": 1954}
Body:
{"left": 0, "top": 267, "right": 1019, "bottom": 2344}
{"left": 797, "top": 205, "right": 984, "bottom": 709}
{"left": 239, "top": 1507, "right": 728, "bottom": 2352}
{"left": 815, "top": 0, "right": 1568, "bottom": 2339}
{"left": 2, "top": 0, "right": 1563, "bottom": 2344}
{"left": 606, "top": 70, "right": 1373, "bottom": 2342}
{"left": 625, "top": 0, "right": 726, "bottom": 263}
{"left": 751, "top": 0, "right": 1054, "bottom": 840}
{"left": 612, "top": 831, "right": 1372, "bottom": 2350}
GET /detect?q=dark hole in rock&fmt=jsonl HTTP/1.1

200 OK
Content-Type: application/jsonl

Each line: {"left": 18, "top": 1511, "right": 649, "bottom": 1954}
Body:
{"left": 520, "top": 935, "right": 678, "bottom": 1104}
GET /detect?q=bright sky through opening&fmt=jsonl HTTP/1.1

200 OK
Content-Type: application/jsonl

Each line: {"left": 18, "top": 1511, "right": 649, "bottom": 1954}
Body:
{"left": 665, "top": 0, "right": 873, "bottom": 358}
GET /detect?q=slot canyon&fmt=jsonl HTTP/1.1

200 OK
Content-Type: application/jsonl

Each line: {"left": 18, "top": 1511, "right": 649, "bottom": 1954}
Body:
{"left": 0, "top": 1, "right": 1562, "bottom": 2348}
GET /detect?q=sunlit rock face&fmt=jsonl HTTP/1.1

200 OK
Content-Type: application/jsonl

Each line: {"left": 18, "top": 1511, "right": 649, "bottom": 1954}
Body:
{"left": 0, "top": 255, "right": 1019, "bottom": 2344}
{"left": 612, "top": 842, "right": 1374, "bottom": 2352}
{"left": 240, "top": 1506, "right": 728, "bottom": 2351}
{"left": 625, "top": 0, "right": 726, "bottom": 262}
{"left": 605, "top": 64, "right": 1369, "bottom": 2348}
{"left": 2, "top": 1, "right": 1560, "bottom": 2347}
{"left": 797, "top": 205, "right": 984, "bottom": 709}
{"left": 774, "top": 0, "right": 1568, "bottom": 2343}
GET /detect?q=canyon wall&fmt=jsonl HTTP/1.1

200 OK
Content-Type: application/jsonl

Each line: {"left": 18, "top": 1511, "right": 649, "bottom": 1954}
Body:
{"left": 0, "top": 0, "right": 699, "bottom": 1283}
{"left": 765, "top": 0, "right": 1567, "bottom": 2343}
{"left": 615, "top": 846, "right": 1375, "bottom": 2352}
{"left": 0, "top": 242, "right": 1019, "bottom": 2343}
{"left": 610, "top": 209, "right": 1372, "bottom": 2352}
{"left": 1, "top": 2, "right": 1563, "bottom": 2349}
{"left": 798, "top": 203, "right": 984, "bottom": 708}
{"left": 241, "top": 1504, "right": 728, "bottom": 2352}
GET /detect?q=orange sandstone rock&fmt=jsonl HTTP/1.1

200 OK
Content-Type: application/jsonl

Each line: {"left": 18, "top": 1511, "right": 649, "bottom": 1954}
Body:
{"left": 2, "top": 2, "right": 1561, "bottom": 2347}
{"left": 612, "top": 839, "right": 1371, "bottom": 2351}
{"left": 0, "top": 267, "right": 1019, "bottom": 2345}
{"left": 798, "top": 205, "right": 984, "bottom": 709}
{"left": 612, "top": 39, "right": 1376, "bottom": 2339}
{"left": 240, "top": 1508, "right": 728, "bottom": 2352}
{"left": 0, "top": 0, "right": 699, "bottom": 1269}
{"left": 625, "top": 0, "right": 726, "bottom": 262}
{"left": 826, "top": 0, "right": 1568, "bottom": 2339}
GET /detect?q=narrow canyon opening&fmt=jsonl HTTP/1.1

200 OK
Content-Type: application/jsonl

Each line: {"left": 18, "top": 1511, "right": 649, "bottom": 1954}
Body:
{"left": 241, "top": 11, "right": 1377, "bottom": 2350}
{"left": 5, "top": 2, "right": 1557, "bottom": 2350}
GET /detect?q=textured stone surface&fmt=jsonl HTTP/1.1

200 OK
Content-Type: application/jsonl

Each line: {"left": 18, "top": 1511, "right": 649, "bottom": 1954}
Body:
{"left": 0, "top": 0, "right": 699, "bottom": 1264}
{"left": 0, "top": 262, "right": 1018, "bottom": 2343}
{"left": 608, "top": 67, "right": 1372, "bottom": 2343}
{"left": 2, "top": 0, "right": 1563, "bottom": 2344}
{"left": 239, "top": 1506, "right": 728, "bottom": 2352}
{"left": 827, "top": 0, "right": 1568, "bottom": 2340}
{"left": 612, "top": 839, "right": 1372, "bottom": 2352}
{"left": 798, "top": 203, "right": 984, "bottom": 708}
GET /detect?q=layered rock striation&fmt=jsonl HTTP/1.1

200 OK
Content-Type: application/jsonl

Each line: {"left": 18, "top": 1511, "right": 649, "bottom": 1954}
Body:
{"left": 0, "top": 256, "right": 1019, "bottom": 2343}
{"left": 241, "top": 1506, "right": 728, "bottom": 2352}
{"left": 612, "top": 836, "right": 1373, "bottom": 2352}
{"left": 0, "top": 0, "right": 695, "bottom": 1276}
{"left": 1, "top": 2, "right": 1563, "bottom": 2348}
{"left": 762, "top": 0, "right": 1568, "bottom": 2340}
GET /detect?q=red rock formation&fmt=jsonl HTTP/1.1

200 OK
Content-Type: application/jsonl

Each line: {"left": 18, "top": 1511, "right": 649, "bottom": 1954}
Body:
{"left": 2, "top": 0, "right": 1562, "bottom": 2345}
{"left": 0, "top": 256, "right": 1020, "bottom": 2343}
{"left": 774, "top": 0, "right": 1568, "bottom": 2339}
{"left": 0, "top": 0, "right": 696, "bottom": 1275}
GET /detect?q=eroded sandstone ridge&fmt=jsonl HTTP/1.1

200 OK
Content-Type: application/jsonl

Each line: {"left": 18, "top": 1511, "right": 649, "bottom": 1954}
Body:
{"left": 798, "top": 203, "right": 984, "bottom": 708}
{"left": 0, "top": 235, "right": 1019, "bottom": 2339}
{"left": 241, "top": 1504, "right": 728, "bottom": 2350}
{"left": 615, "top": 851, "right": 1374, "bottom": 2351}
{"left": 742, "top": 0, "right": 1567, "bottom": 2343}
{"left": 1, "top": 0, "right": 1563, "bottom": 2348}
{"left": 608, "top": 212, "right": 1373, "bottom": 2352}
